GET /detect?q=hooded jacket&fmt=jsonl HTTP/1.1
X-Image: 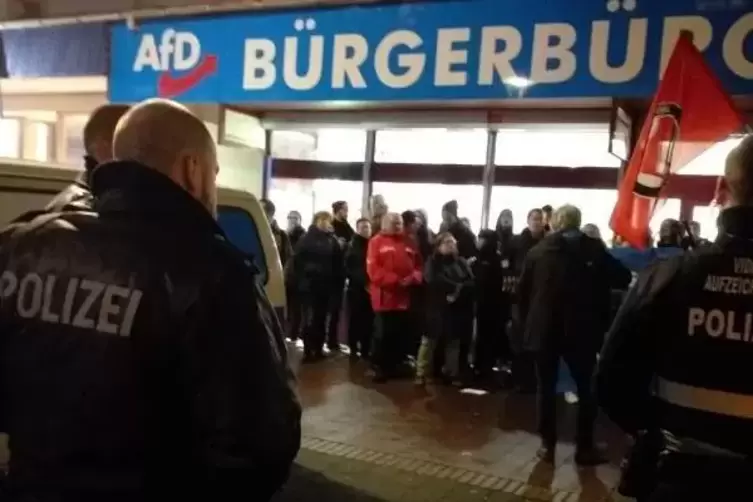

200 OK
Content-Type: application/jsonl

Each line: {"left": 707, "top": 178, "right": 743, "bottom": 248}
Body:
{"left": 366, "top": 232, "right": 422, "bottom": 311}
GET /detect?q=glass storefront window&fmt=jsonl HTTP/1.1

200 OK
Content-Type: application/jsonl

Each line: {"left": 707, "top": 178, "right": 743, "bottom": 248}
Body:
{"left": 30, "top": 122, "right": 50, "bottom": 162}
{"left": 271, "top": 128, "right": 367, "bottom": 162}
{"left": 495, "top": 124, "right": 622, "bottom": 168}
{"left": 375, "top": 128, "right": 487, "bottom": 165}
{"left": 489, "top": 186, "right": 618, "bottom": 239}
{"left": 63, "top": 114, "right": 88, "bottom": 166}
{"left": 268, "top": 178, "right": 363, "bottom": 229}
{"left": 489, "top": 187, "right": 678, "bottom": 244}
{"left": 0, "top": 119, "right": 20, "bottom": 159}
{"left": 679, "top": 137, "right": 743, "bottom": 176}
{"left": 692, "top": 205, "right": 721, "bottom": 241}
{"left": 372, "top": 182, "right": 484, "bottom": 234}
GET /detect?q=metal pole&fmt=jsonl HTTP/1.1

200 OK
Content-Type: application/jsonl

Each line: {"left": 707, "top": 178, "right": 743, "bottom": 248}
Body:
{"left": 362, "top": 129, "right": 376, "bottom": 219}
{"left": 480, "top": 129, "right": 498, "bottom": 230}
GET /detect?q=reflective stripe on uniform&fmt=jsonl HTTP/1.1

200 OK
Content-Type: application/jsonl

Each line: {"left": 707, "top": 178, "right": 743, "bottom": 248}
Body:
{"left": 657, "top": 378, "right": 753, "bottom": 420}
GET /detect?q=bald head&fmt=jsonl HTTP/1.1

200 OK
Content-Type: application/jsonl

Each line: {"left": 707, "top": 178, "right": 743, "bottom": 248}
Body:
{"left": 725, "top": 135, "right": 753, "bottom": 206}
{"left": 113, "top": 98, "right": 218, "bottom": 216}
{"left": 83, "top": 104, "right": 130, "bottom": 163}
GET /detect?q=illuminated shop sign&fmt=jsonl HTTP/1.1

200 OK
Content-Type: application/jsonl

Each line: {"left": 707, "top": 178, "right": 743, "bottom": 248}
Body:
{"left": 109, "top": 0, "right": 753, "bottom": 103}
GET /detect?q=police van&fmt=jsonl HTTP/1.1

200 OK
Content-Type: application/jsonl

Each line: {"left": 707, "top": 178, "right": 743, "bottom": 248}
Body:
{"left": 0, "top": 159, "right": 285, "bottom": 315}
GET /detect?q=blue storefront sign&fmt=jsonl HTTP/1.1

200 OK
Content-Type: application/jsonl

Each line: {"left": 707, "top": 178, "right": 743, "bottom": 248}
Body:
{"left": 109, "top": 0, "right": 753, "bottom": 104}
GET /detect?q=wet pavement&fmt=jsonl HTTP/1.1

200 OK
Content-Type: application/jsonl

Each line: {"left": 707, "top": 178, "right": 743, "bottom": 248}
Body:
{"left": 0, "top": 344, "right": 628, "bottom": 501}
{"left": 278, "top": 344, "right": 628, "bottom": 502}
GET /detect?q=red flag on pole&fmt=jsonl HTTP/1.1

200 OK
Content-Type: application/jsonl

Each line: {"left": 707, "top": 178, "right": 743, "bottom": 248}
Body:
{"left": 609, "top": 33, "right": 746, "bottom": 248}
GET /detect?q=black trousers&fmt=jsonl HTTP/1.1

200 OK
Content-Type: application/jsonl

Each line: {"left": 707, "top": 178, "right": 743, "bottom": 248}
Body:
{"left": 302, "top": 293, "right": 330, "bottom": 356}
{"left": 373, "top": 311, "right": 410, "bottom": 376}
{"left": 474, "top": 303, "right": 511, "bottom": 375}
{"left": 535, "top": 348, "right": 597, "bottom": 450}
{"left": 286, "top": 286, "right": 302, "bottom": 340}
{"left": 347, "top": 288, "right": 374, "bottom": 358}
{"left": 326, "top": 284, "right": 345, "bottom": 349}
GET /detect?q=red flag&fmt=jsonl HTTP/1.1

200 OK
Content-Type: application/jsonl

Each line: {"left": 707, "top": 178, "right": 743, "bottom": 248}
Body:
{"left": 609, "top": 33, "right": 746, "bottom": 248}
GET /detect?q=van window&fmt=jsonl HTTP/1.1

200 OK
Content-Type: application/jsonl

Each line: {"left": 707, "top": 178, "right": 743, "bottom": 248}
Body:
{"left": 217, "top": 205, "right": 268, "bottom": 284}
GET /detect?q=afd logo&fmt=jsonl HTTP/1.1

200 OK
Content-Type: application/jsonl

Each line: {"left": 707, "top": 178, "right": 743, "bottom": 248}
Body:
{"left": 132, "top": 29, "right": 218, "bottom": 98}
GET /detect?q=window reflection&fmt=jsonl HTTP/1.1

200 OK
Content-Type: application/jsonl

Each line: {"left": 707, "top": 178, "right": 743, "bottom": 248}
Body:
{"left": 495, "top": 124, "right": 621, "bottom": 168}
{"left": 372, "top": 182, "right": 484, "bottom": 234}
{"left": 375, "top": 128, "right": 487, "bottom": 165}
{"left": 489, "top": 186, "right": 618, "bottom": 239}
{"left": 268, "top": 178, "right": 363, "bottom": 229}
{"left": 649, "top": 198, "right": 681, "bottom": 241}
{"left": 0, "top": 119, "right": 20, "bottom": 159}
{"left": 271, "top": 128, "right": 367, "bottom": 162}
{"left": 63, "top": 114, "right": 88, "bottom": 166}
{"left": 489, "top": 186, "right": 679, "bottom": 244}
{"left": 30, "top": 122, "right": 50, "bottom": 162}
{"left": 692, "top": 205, "right": 721, "bottom": 241}
{"left": 679, "top": 137, "right": 743, "bottom": 176}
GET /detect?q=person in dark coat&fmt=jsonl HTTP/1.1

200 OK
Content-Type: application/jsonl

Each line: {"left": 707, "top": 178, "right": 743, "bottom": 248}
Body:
{"left": 513, "top": 208, "right": 547, "bottom": 270}
{"left": 0, "top": 100, "right": 301, "bottom": 501}
{"left": 46, "top": 104, "right": 131, "bottom": 212}
{"left": 402, "top": 210, "right": 426, "bottom": 359}
{"left": 414, "top": 209, "right": 435, "bottom": 261}
{"left": 517, "top": 204, "right": 631, "bottom": 466}
{"left": 289, "top": 211, "right": 343, "bottom": 362}
{"left": 262, "top": 199, "right": 293, "bottom": 267}
{"left": 285, "top": 210, "right": 306, "bottom": 341}
{"left": 510, "top": 207, "right": 547, "bottom": 392}
{"left": 472, "top": 230, "right": 505, "bottom": 382}
{"left": 332, "top": 201, "right": 355, "bottom": 243}
{"left": 286, "top": 210, "right": 306, "bottom": 249}
{"left": 418, "top": 232, "right": 475, "bottom": 386}
{"left": 541, "top": 204, "right": 553, "bottom": 233}
{"left": 495, "top": 209, "right": 518, "bottom": 367}
{"left": 345, "top": 218, "right": 373, "bottom": 360}
{"left": 440, "top": 200, "right": 477, "bottom": 259}
{"left": 327, "top": 201, "right": 353, "bottom": 351}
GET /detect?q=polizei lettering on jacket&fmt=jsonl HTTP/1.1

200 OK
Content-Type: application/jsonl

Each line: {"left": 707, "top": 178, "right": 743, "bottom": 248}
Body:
{"left": 0, "top": 271, "right": 143, "bottom": 337}
{"left": 234, "top": 13, "right": 753, "bottom": 91}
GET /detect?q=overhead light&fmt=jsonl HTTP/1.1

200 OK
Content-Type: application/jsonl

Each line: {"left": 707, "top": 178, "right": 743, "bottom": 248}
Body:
{"left": 504, "top": 76, "right": 533, "bottom": 88}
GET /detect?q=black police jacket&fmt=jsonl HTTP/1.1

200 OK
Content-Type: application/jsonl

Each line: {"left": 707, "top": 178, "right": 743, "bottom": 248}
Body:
{"left": 0, "top": 161, "right": 301, "bottom": 501}
{"left": 44, "top": 156, "right": 97, "bottom": 212}
{"left": 597, "top": 206, "right": 753, "bottom": 457}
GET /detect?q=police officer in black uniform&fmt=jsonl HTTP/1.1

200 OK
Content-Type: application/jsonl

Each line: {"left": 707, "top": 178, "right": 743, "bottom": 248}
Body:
{"left": 46, "top": 104, "right": 130, "bottom": 211}
{"left": 597, "top": 135, "right": 753, "bottom": 501}
{"left": 0, "top": 98, "right": 301, "bottom": 502}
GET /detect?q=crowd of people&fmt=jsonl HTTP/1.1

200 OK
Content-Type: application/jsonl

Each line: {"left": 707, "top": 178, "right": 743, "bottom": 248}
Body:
{"left": 0, "top": 94, "right": 747, "bottom": 502}
{"left": 262, "top": 190, "right": 721, "bottom": 470}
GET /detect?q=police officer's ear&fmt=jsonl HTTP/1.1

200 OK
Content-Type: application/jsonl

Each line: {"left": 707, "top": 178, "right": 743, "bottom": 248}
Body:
{"left": 175, "top": 150, "right": 203, "bottom": 200}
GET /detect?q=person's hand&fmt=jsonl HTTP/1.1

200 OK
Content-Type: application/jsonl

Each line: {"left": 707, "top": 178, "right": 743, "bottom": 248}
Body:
{"left": 446, "top": 294, "right": 457, "bottom": 303}
{"left": 400, "top": 276, "right": 413, "bottom": 286}
{"left": 467, "top": 256, "right": 477, "bottom": 265}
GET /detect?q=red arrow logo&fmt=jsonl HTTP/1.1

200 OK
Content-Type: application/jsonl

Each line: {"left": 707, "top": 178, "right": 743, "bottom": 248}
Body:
{"left": 157, "top": 54, "right": 217, "bottom": 98}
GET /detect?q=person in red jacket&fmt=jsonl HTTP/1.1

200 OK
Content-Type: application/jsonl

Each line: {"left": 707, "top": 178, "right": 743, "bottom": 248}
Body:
{"left": 367, "top": 213, "right": 423, "bottom": 382}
